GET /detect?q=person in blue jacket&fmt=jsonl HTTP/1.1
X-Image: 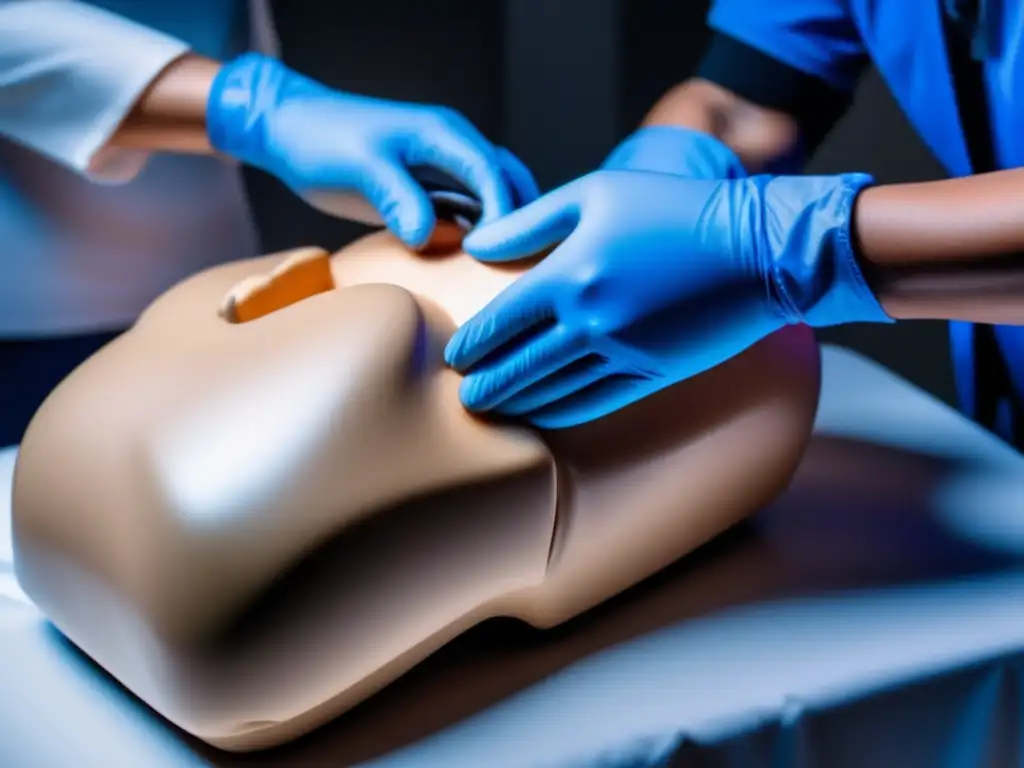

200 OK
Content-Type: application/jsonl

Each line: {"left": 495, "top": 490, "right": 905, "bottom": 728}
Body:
{"left": 447, "top": 0, "right": 1024, "bottom": 447}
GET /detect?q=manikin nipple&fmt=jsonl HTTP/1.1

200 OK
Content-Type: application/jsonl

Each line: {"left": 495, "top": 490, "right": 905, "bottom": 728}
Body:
{"left": 217, "top": 222, "right": 469, "bottom": 326}
{"left": 218, "top": 246, "right": 335, "bottom": 324}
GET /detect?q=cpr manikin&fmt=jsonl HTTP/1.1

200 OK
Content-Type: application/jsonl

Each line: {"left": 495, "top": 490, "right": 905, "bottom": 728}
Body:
{"left": 11, "top": 225, "right": 820, "bottom": 752}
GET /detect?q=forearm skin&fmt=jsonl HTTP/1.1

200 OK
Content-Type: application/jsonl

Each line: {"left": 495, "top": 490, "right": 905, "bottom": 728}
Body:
{"left": 639, "top": 78, "right": 801, "bottom": 173}
{"left": 107, "top": 53, "right": 221, "bottom": 154}
{"left": 854, "top": 170, "right": 1024, "bottom": 325}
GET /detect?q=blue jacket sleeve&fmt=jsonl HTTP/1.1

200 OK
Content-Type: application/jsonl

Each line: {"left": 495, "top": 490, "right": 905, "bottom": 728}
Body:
{"left": 707, "top": 0, "right": 867, "bottom": 92}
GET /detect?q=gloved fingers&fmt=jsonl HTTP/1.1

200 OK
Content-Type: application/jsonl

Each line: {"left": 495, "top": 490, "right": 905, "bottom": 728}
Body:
{"left": 358, "top": 159, "right": 437, "bottom": 248}
{"left": 404, "top": 114, "right": 513, "bottom": 226}
{"left": 463, "top": 179, "right": 583, "bottom": 262}
{"left": 493, "top": 354, "right": 610, "bottom": 416}
{"left": 495, "top": 146, "right": 541, "bottom": 206}
{"left": 458, "top": 325, "right": 591, "bottom": 413}
{"left": 599, "top": 125, "right": 747, "bottom": 179}
{"left": 526, "top": 373, "right": 649, "bottom": 430}
{"left": 445, "top": 274, "right": 557, "bottom": 370}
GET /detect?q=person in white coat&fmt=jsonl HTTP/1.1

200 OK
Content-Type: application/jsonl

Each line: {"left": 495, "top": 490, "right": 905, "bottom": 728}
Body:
{"left": 0, "top": 0, "right": 536, "bottom": 446}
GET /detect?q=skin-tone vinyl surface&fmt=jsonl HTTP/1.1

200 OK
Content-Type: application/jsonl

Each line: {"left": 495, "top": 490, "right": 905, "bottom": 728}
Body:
{"left": 11, "top": 228, "right": 821, "bottom": 752}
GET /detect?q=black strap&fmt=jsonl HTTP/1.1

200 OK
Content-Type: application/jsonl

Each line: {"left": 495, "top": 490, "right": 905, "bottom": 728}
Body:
{"left": 695, "top": 32, "right": 862, "bottom": 154}
{"left": 940, "top": 4, "right": 1024, "bottom": 446}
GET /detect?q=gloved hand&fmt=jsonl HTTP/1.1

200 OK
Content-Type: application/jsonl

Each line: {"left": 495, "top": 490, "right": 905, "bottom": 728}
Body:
{"left": 444, "top": 170, "right": 892, "bottom": 429}
{"left": 206, "top": 53, "right": 538, "bottom": 248}
{"left": 600, "top": 125, "right": 746, "bottom": 179}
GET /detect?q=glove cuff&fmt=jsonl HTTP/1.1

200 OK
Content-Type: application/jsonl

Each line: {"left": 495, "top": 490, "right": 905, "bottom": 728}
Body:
{"left": 763, "top": 173, "right": 893, "bottom": 327}
{"left": 206, "top": 52, "right": 289, "bottom": 168}
{"left": 601, "top": 125, "right": 746, "bottom": 179}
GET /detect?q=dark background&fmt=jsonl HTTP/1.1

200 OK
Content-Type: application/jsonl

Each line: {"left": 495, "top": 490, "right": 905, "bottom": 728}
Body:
{"left": 249, "top": 0, "right": 955, "bottom": 405}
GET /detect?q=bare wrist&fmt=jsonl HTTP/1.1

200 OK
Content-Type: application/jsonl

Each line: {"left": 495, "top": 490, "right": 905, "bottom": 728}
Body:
{"left": 108, "top": 53, "right": 223, "bottom": 154}
{"left": 641, "top": 79, "right": 800, "bottom": 173}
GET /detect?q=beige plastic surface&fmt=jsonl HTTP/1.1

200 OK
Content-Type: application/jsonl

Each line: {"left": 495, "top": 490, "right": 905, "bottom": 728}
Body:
{"left": 11, "top": 229, "right": 820, "bottom": 752}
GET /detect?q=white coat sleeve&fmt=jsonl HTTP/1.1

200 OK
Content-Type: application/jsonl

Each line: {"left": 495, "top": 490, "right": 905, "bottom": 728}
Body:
{"left": 0, "top": 0, "right": 190, "bottom": 182}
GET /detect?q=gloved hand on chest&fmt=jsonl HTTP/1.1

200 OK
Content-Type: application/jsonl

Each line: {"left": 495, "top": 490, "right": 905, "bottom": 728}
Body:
{"left": 444, "top": 169, "right": 891, "bottom": 429}
{"left": 206, "top": 53, "right": 538, "bottom": 249}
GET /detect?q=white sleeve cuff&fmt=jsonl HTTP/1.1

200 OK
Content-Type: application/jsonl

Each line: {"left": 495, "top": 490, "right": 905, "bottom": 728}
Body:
{"left": 0, "top": 0, "right": 191, "bottom": 183}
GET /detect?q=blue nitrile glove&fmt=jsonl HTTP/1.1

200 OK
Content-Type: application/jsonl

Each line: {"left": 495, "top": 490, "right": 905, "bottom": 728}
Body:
{"left": 444, "top": 170, "right": 892, "bottom": 429}
{"left": 206, "top": 53, "right": 538, "bottom": 248}
{"left": 600, "top": 125, "right": 747, "bottom": 179}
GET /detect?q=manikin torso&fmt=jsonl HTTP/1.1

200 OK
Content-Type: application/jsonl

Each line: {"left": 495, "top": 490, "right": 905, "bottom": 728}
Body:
{"left": 11, "top": 229, "right": 820, "bottom": 751}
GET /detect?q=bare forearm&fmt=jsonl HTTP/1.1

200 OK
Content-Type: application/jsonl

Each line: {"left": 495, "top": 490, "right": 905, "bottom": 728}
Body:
{"left": 855, "top": 170, "right": 1024, "bottom": 324}
{"left": 640, "top": 78, "right": 800, "bottom": 173}
{"left": 107, "top": 53, "right": 222, "bottom": 154}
